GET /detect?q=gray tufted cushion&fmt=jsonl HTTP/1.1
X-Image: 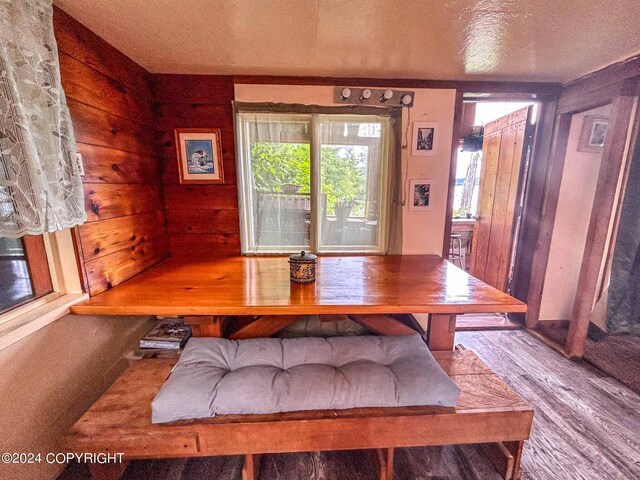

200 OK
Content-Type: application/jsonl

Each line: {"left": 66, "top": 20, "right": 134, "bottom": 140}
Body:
{"left": 151, "top": 334, "right": 460, "bottom": 424}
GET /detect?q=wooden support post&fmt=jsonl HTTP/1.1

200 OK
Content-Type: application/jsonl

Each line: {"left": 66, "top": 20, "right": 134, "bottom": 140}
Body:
{"left": 428, "top": 314, "right": 457, "bottom": 351}
{"left": 348, "top": 314, "right": 418, "bottom": 336}
{"left": 504, "top": 441, "right": 524, "bottom": 480}
{"left": 88, "top": 461, "right": 130, "bottom": 480}
{"left": 183, "top": 316, "right": 224, "bottom": 337}
{"left": 242, "top": 453, "right": 261, "bottom": 480}
{"left": 481, "top": 442, "right": 516, "bottom": 480}
{"left": 375, "top": 448, "right": 394, "bottom": 480}
{"left": 228, "top": 315, "right": 301, "bottom": 339}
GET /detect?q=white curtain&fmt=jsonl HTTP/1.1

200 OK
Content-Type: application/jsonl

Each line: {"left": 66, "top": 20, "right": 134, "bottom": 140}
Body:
{"left": 0, "top": 0, "right": 86, "bottom": 238}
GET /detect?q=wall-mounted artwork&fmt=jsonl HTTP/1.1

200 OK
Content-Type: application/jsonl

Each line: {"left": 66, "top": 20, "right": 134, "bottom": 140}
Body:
{"left": 578, "top": 116, "right": 608, "bottom": 153}
{"left": 411, "top": 122, "right": 439, "bottom": 156}
{"left": 175, "top": 128, "right": 224, "bottom": 184}
{"left": 409, "top": 179, "right": 433, "bottom": 210}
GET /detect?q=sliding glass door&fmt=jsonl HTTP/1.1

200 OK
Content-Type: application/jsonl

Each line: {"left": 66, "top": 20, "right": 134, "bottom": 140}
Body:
{"left": 237, "top": 112, "right": 391, "bottom": 254}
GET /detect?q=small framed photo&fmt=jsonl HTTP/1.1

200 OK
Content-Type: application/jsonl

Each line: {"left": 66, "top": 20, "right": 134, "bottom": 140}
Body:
{"left": 412, "top": 122, "right": 439, "bottom": 156}
{"left": 175, "top": 128, "right": 224, "bottom": 184}
{"left": 409, "top": 179, "right": 433, "bottom": 210}
{"left": 578, "top": 116, "right": 608, "bottom": 153}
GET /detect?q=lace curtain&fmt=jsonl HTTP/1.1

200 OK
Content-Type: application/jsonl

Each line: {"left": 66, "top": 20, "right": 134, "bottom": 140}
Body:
{"left": 0, "top": 0, "right": 86, "bottom": 238}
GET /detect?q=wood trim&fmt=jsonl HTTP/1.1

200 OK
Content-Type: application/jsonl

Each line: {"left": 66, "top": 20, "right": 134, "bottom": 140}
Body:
{"left": 233, "top": 75, "right": 561, "bottom": 95}
{"left": 22, "top": 235, "right": 53, "bottom": 298}
{"left": 566, "top": 80, "right": 639, "bottom": 357}
{"left": 510, "top": 98, "right": 558, "bottom": 307}
{"left": 442, "top": 92, "right": 464, "bottom": 258}
{"left": 70, "top": 226, "right": 89, "bottom": 294}
{"left": 525, "top": 113, "right": 573, "bottom": 328}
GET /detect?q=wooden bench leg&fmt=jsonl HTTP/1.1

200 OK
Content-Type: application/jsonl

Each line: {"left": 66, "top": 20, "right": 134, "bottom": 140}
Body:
{"left": 504, "top": 441, "right": 524, "bottom": 480}
{"left": 88, "top": 461, "right": 130, "bottom": 480}
{"left": 375, "top": 448, "right": 394, "bottom": 480}
{"left": 481, "top": 441, "right": 524, "bottom": 480}
{"left": 242, "top": 453, "right": 261, "bottom": 480}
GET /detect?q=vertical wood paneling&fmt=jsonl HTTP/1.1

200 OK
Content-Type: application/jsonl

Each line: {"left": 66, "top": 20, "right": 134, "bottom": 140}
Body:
{"left": 154, "top": 75, "right": 241, "bottom": 258}
{"left": 54, "top": 6, "right": 169, "bottom": 296}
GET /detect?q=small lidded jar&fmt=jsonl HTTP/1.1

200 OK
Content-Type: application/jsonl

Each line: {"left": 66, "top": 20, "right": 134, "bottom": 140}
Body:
{"left": 288, "top": 251, "right": 317, "bottom": 283}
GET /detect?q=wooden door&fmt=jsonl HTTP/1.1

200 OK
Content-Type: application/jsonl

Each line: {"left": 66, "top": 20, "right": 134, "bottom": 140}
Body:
{"left": 470, "top": 106, "right": 533, "bottom": 291}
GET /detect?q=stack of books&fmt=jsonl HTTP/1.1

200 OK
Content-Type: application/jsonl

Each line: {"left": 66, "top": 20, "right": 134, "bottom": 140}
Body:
{"left": 139, "top": 319, "right": 191, "bottom": 350}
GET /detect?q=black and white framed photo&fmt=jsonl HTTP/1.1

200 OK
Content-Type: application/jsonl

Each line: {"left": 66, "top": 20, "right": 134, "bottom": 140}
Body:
{"left": 578, "top": 116, "right": 608, "bottom": 153}
{"left": 409, "top": 179, "right": 433, "bottom": 210}
{"left": 411, "top": 122, "right": 438, "bottom": 156}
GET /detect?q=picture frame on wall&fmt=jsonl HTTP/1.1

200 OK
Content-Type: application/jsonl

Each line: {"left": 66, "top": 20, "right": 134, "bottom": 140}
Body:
{"left": 411, "top": 122, "right": 439, "bottom": 156}
{"left": 578, "top": 116, "right": 608, "bottom": 153}
{"left": 175, "top": 128, "right": 225, "bottom": 184}
{"left": 409, "top": 179, "right": 433, "bottom": 210}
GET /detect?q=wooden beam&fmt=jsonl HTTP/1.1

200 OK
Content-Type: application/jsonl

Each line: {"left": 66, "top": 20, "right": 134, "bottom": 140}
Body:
{"left": 232, "top": 75, "right": 561, "bottom": 96}
{"left": 525, "top": 112, "right": 574, "bottom": 329}
{"left": 510, "top": 98, "right": 558, "bottom": 312}
{"left": 347, "top": 314, "right": 418, "bottom": 336}
{"left": 443, "top": 91, "right": 465, "bottom": 259}
{"left": 184, "top": 316, "right": 224, "bottom": 337}
{"left": 228, "top": 315, "right": 301, "bottom": 339}
{"left": 566, "top": 78, "right": 640, "bottom": 357}
{"left": 428, "top": 314, "right": 457, "bottom": 351}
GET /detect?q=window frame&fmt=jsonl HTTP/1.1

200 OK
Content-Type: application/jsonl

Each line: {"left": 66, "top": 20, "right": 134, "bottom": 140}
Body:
{"left": 236, "top": 110, "right": 391, "bottom": 255}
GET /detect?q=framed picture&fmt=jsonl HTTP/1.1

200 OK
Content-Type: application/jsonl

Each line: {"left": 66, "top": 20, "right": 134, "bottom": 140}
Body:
{"left": 578, "top": 116, "right": 608, "bottom": 153}
{"left": 411, "top": 122, "right": 439, "bottom": 156}
{"left": 175, "top": 128, "right": 224, "bottom": 184}
{"left": 409, "top": 179, "right": 433, "bottom": 210}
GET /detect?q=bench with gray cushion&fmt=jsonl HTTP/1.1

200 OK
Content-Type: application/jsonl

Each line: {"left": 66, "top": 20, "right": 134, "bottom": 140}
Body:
{"left": 152, "top": 334, "right": 460, "bottom": 424}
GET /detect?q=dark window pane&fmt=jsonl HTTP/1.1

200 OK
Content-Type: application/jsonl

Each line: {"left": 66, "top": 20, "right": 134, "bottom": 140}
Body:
{"left": 0, "top": 237, "right": 35, "bottom": 313}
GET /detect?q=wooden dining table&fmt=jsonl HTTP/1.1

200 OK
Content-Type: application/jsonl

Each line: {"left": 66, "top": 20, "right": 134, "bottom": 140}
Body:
{"left": 70, "top": 255, "right": 526, "bottom": 351}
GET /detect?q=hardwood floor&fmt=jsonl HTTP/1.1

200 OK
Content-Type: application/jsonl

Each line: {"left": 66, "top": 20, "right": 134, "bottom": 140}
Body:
{"left": 58, "top": 330, "right": 640, "bottom": 480}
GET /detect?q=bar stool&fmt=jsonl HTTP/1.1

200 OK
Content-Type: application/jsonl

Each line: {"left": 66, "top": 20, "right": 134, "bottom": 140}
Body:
{"left": 449, "top": 234, "right": 464, "bottom": 269}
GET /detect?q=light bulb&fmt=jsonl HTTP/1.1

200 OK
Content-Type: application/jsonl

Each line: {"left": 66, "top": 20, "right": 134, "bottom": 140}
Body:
{"left": 380, "top": 90, "right": 393, "bottom": 102}
{"left": 341, "top": 88, "right": 352, "bottom": 100}
{"left": 361, "top": 89, "right": 372, "bottom": 101}
{"left": 401, "top": 94, "right": 413, "bottom": 106}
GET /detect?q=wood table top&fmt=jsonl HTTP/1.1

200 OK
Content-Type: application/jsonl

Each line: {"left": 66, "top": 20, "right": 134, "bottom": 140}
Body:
{"left": 70, "top": 255, "right": 527, "bottom": 316}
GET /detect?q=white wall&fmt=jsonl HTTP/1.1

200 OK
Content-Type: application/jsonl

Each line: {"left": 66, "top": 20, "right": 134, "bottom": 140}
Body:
{"left": 539, "top": 104, "right": 610, "bottom": 321}
{"left": 234, "top": 84, "right": 456, "bottom": 255}
{"left": 0, "top": 314, "right": 156, "bottom": 480}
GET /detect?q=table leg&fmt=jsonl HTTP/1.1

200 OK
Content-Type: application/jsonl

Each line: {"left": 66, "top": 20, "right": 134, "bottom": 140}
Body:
{"left": 427, "top": 314, "right": 457, "bottom": 351}
{"left": 183, "top": 316, "right": 224, "bottom": 337}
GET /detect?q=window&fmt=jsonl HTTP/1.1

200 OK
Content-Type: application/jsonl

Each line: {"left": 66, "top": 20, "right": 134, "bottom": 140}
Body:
{"left": 0, "top": 235, "right": 53, "bottom": 314}
{"left": 237, "top": 111, "right": 392, "bottom": 254}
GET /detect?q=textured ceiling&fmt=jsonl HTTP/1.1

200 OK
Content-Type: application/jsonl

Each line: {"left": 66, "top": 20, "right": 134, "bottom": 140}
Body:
{"left": 53, "top": 0, "right": 640, "bottom": 82}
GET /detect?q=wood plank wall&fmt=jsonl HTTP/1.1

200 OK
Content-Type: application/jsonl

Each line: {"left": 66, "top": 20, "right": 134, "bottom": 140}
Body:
{"left": 153, "top": 75, "right": 241, "bottom": 257}
{"left": 54, "top": 7, "right": 169, "bottom": 296}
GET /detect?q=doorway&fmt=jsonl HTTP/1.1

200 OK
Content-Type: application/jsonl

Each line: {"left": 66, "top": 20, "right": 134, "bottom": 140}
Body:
{"left": 450, "top": 100, "right": 536, "bottom": 330}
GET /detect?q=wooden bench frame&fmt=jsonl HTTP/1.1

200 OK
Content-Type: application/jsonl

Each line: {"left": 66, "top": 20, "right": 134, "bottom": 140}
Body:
{"left": 62, "top": 350, "right": 533, "bottom": 480}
